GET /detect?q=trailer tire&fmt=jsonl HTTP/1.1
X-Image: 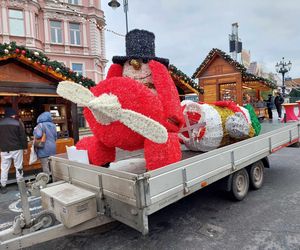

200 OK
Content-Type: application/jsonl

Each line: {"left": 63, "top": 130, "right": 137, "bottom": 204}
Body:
{"left": 230, "top": 169, "right": 249, "bottom": 201}
{"left": 34, "top": 210, "right": 56, "bottom": 230}
{"left": 249, "top": 160, "right": 264, "bottom": 190}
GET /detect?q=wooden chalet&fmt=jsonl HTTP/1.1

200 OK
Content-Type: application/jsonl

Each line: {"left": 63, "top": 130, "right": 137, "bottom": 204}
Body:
{"left": 0, "top": 42, "right": 95, "bottom": 176}
{"left": 169, "top": 64, "right": 203, "bottom": 101}
{"left": 192, "top": 48, "right": 276, "bottom": 105}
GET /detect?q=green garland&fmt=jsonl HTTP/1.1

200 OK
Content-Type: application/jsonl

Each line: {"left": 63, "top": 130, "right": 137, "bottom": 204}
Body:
{"left": 244, "top": 104, "right": 261, "bottom": 136}
{"left": 0, "top": 41, "right": 95, "bottom": 88}
{"left": 169, "top": 64, "right": 204, "bottom": 94}
{"left": 192, "top": 48, "right": 277, "bottom": 89}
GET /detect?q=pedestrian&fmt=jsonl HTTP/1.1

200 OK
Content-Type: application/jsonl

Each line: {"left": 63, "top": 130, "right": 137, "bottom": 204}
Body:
{"left": 256, "top": 96, "right": 266, "bottom": 108}
{"left": 265, "top": 94, "right": 274, "bottom": 119}
{"left": 0, "top": 107, "right": 28, "bottom": 194}
{"left": 33, "top": 111, "right": 57, "bottom": 176}
{"left": 243, "top": 93, "right": 251, "bottom": 105}
{"left": 274, "top": 92, "right": 284, "bottom": 120}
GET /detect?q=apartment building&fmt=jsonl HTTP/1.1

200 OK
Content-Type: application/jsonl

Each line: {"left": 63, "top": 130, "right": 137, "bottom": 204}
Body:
{"left": 0, "top": 0, "right": 107, "bottom": 128}
{"left": 0, "top": 0, "right": 106, "bottom": 83}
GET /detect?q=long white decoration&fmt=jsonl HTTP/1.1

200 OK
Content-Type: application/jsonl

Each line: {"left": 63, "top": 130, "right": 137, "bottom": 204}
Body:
{"left": 180, "top": 100, "right": 223, "bottom": 151}
{"left": 180, "top": 101, "right": 253, "bottom": 152}
{"left": 57, "top": 81, "right": 168, "bottom": 144}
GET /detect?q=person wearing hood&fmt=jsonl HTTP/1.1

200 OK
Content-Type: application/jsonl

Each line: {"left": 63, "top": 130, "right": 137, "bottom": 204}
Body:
{"left": 33, "top": 111, "right": 57, "bottom": 175}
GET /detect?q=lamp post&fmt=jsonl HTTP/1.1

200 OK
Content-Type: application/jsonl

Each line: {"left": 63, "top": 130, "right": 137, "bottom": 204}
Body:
{"left": 275, "top": 57, "right": 292, "bottom": 97}
{"left": 108, "top": 0, "right": 129, "bottom": 34}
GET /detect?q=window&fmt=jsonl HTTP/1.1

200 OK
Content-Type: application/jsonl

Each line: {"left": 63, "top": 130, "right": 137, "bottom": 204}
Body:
{"left": 219, "top": 83, "right": 237, "bottom": 102}
{"left": 9, "top": 9, "right": 24, "bottom": 36}
{"left": 35, "top": 14, "right": 39, "bottom": 39}
{"left": 69, "top": 23, "right": 81, "bottom": 45}
{"left": 50, "top": 20, "right": 62, "bottom": 43}
{"left": 72, "top": 63, "right": 83, "bottom": 75}
{"left": 77, "top": 107, "right": 86, "bottom": 128}
{"left": 68, "top": 0, "right": 79, "bottom": 4}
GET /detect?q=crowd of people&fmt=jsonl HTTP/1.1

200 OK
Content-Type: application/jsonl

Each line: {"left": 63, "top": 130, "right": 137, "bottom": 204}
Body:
{"left": 0, "top": 108, "right": 56, "bottom": 194}
{"left": 243, "top": 91, "right": 285, "bottom": 120}
{"left": 264, "top": 92, "right": 284, "bottom": 120}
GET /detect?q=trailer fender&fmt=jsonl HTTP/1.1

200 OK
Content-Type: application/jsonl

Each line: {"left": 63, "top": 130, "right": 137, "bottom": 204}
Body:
{"left": 218, "top": 174, "right": 233, "bottom": 192}
{"left": 261, "top": 157, "right": 270, "bottom": 168}
{"left": 225, "top": 174, "right": 233, "bottom": 192}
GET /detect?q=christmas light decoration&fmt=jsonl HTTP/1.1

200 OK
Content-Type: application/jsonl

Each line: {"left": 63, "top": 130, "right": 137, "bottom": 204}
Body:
{"left": 192, "top": 48, "right": 277, "bottom": 89}
{"left": 169, "top": 64, "right": 204, "bottom": 94}
{"left": 0, "top": 42, "right": 95, "bottom": 88}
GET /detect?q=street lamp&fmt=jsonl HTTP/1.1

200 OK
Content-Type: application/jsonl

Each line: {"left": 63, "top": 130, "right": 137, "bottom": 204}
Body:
{"left": 275, "top": 57, "right": 292, "bottom": 97}
{"left": 108, "top": 0, "right": 129, "bottom": 34}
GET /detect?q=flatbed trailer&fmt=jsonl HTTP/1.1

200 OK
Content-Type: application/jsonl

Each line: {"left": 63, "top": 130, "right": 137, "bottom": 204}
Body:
{"left": 1, "top": 121, "right": 299, "bottom": 249}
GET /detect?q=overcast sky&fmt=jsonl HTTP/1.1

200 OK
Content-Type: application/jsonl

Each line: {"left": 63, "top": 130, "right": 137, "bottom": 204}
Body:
{"left": 101, "top": 0, "right": 300, "bottom": 79}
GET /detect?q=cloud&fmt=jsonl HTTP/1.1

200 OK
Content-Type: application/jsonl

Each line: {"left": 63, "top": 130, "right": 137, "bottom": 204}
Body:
{"left": 102, "top": 0, "right": 299, "bottom": 78}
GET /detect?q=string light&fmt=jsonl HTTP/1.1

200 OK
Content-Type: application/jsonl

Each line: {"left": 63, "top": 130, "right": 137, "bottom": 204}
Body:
{"left": 169, "top": 64, "right": 204, "bottom": 94}
{"left": 51, "top": 0, "right": 125, "bottom": 37}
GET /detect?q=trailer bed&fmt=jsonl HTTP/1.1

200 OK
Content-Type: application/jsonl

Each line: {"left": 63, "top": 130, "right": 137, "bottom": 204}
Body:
{"left": 50, "top": 121, "right": 300, "bottom": 235}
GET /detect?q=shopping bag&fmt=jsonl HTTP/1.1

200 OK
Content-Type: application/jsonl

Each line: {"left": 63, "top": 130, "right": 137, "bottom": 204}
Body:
{"left": 29, "top": 144, "right": 38, "bottom": 165}
{"left": 34, "top": 132, "right": 46, "bottom": 148}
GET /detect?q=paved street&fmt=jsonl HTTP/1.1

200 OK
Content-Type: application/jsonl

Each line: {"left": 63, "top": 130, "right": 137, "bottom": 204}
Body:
{"left": 30, "top": 147, "right": 300, "bottom": 250}
{"left": 0, "top": 147, "right": 299, "bottom": 249}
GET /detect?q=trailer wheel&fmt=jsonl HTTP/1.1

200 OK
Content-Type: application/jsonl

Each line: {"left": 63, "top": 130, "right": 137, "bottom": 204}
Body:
{"left": 230, "top": 169, "right": 249, "bottom": 201}
{"left": 249, "top": 161, "right": 264, "bottom": 190}
{"left": 34, "top": 210, "right": 56, "bottom": 229}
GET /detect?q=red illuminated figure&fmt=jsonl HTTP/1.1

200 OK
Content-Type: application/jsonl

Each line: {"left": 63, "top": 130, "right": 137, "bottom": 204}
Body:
{"left": 57, "top": 30, "right": 184, "bottom": 170}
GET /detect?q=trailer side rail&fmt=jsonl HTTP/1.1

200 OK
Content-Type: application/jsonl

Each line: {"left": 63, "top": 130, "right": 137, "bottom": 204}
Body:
{"left": 145, "top": 123, "right": 300, "bottom": 214}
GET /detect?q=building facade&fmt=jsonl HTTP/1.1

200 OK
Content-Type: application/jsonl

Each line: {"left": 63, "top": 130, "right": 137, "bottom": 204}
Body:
{"left": 0, "top": 0, "right": 106, "bottom": 83}
{"left": 0, "top": 0, "right": 106, "bottom": 128}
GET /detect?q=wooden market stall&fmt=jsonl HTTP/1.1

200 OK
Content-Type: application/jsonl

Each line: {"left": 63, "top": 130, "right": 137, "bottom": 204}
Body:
{"left": 0, "top": 42, "right": 95, "bottom": 176}
{"left": 192, "top": 49, "right": 276, "bottom": 110}
{"left": 169, "top": 64, "right": 204, "bottom": 101}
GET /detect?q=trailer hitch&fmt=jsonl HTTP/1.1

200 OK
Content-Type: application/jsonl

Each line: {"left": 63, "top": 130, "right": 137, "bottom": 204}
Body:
{"left": 0, "top": 177, "right": 56, "bottom": 242}
{"left": 26, "top": 172, "right": 50, "bottom": 197}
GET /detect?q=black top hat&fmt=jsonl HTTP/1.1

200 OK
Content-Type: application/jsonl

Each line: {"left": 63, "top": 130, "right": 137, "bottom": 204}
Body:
{"left": 112, "top": 29, "right": 169, "bottom": 67}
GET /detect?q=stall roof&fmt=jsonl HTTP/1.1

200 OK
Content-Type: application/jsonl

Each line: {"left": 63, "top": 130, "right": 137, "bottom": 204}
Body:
{"left": 285, "top": 78, "right": 300, "bottom": 88}
{"left": 0, "top": 42, "right": 95, "bottom": 88}
{"left": 192, "top": 48, "right": 277, "bottom": 89}
{"left": 169, "top": 64, "right": 204, "bottom": 95}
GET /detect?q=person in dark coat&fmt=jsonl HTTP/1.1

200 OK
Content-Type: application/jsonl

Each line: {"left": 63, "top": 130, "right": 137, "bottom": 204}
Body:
{"left": 0, "top": 108, "right": 28, "bottom": 194}
{"left": 265, "top": 94, "right": 274, "bottom": 119}
{"left": 274, "top": 92, "right": 284, "bottom": 120}
{"left": 33, "top": 112, "right": 57, "bottom": 175}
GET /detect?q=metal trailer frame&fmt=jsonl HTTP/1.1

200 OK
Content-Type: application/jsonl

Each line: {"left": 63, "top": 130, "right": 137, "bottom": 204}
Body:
{"left": 50, "top": 123, "right": 300, "bottom": 234}
{"left": 0, "top": 215, "right": 114, "bottom": 250}
{"left": 1, "top": 122, "right": 299, "bottom": 249}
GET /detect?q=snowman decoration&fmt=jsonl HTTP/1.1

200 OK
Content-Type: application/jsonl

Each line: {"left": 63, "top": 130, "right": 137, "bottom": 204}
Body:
{"left": 57, "top": 29, "right": 184, "bottom": 171}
